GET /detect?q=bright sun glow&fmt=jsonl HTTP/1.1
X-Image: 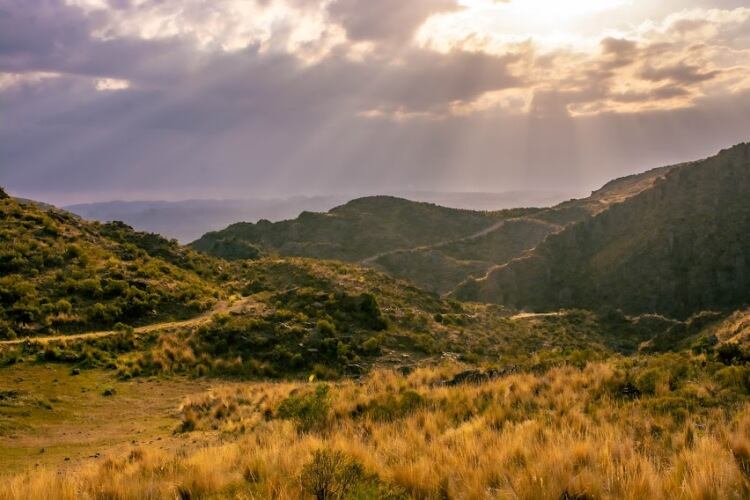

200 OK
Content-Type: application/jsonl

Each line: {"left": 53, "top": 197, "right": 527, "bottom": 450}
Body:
{"left": 421, "top": 0, "right": 633, "bottom": 53}
{"left": 459, "top": 0, "right": 630, "bottom": 23}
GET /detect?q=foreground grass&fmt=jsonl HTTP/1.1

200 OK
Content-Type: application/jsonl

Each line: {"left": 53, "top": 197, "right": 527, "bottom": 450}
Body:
{"left": 4, "top": 355, "right": 750, "bottom": 499}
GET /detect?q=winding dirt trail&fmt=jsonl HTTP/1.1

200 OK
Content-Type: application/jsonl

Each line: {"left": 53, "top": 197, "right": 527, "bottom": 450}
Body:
{"left": 359, "top": 219, "right": 509, "bottom": 265}
{"left": 0, "top": 298, "right": 252, "bottom": 346}
{"left": 510, "top": 312, "right": 563, "bottom": 321}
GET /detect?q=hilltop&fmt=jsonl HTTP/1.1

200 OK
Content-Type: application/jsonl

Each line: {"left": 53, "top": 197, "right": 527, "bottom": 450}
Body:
{"left": 190, "top": 196, "right": 535, "bottom": 262}
{"left": 454, "top": 143, "right": 750, "bottom": 318}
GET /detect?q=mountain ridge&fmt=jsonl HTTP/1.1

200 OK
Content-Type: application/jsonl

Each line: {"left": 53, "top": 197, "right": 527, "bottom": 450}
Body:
{"left": 453, "top": 142, "right": 750, "bottom": 318}
{"left": 190, "top": 158, "right": 678, "bottom": 294}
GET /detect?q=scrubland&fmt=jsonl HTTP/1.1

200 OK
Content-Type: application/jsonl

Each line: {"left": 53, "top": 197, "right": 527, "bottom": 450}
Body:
{"left": 4, "top": 355, "right": 750, "bottom": 499}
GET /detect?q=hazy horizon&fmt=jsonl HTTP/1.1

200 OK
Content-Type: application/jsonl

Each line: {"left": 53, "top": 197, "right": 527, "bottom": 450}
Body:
{"left": 57, "top": 189, "right": 580, "bottom": 242}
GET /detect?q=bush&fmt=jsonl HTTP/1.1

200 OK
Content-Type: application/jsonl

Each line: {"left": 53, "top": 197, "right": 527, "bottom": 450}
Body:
{"left": 0, "top": 320, "right": 17, "bottom": 340}
{"left": 113, "top": 322, "right": 134, "bottom": 334}
{"left": 715, "top": 365, "right": 750, "bottom": 393}
{"left": 716, "top": 343, "right": 750, "bottom": 365}
{"left": 317, "top": 319, "right": 337, "bottom": 338}
{"left": 364, "top": 390, "right": 425, "bottom": 422}
{"left": 89, "top": 302, "right": 122, "bottom": 323}
{"left": 634, "top": 368, "right": 667, "bottom": 395}
{"left": 277, "top": 385, "right": 331, "bottom": 433}
{"left": 301, "top": 450, "right": 364, "bottom": 500}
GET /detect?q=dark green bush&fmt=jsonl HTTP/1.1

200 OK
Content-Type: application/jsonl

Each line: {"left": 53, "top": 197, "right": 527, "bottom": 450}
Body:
{"left": 277, "top": 385, "right": 331, "bottom": 433}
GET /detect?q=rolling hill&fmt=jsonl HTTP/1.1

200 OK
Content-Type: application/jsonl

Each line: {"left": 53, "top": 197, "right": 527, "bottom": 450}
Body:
{"left": 1, "top": 188, "right": 686, "bottom": 378}
{"left": 191, "top": 196, "right": 537, "bottom": 262}
{"left": 453, "top": 143, "right": 750, "bottom": 318}
{"left": 0, "top": 195, "right": 222, "bottom": 339}
{"left": 191, "top": 164, "right": 677, "bottom": 294}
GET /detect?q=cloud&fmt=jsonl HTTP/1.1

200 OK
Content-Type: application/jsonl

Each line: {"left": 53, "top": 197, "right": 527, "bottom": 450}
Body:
{"left": 1, "top": 0, "right": 750, "bottom": 204}
{"left": 327, "top": 0, "right": 460, "bottom": 43}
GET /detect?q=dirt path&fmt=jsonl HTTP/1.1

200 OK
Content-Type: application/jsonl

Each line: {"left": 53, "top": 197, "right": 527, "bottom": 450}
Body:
{"left": 359, "top": 219, "right": 508, "bottom": 265}
{"left": 0, "top": 298, "right": 250, "bottom": 346}
{"left": 510, "top": 312, "right": 563, "bottom": 320}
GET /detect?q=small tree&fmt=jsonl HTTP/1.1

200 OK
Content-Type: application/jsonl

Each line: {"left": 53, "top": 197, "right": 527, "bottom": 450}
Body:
{"left": 301, "top": 450, "right": 363, "bottom": 500}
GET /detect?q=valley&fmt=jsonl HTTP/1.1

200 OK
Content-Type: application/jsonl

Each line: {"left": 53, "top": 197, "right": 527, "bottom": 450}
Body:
{"left": 2, "top": 144, "right": 750, "bottom": 499}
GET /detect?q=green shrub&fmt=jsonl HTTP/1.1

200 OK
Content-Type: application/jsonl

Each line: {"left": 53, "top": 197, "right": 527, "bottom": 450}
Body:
{"left": 716, "top": 343, "right": 750, "bottom": 365}
{"left": 364, "top": 390, "right": 425, "bottom": 422}
{"left": 113, "top": 323, "right": 134, "bottom": 334}
{"left": 317, "top": 319, "right": 337, "bottom": 338}
{"left": 0, "top": 320, "right": 17, "bottom": 340}
{"left": 634, "top": 368, "right": 666, "bottom": 395}
{"left": 360, "top": 336, "right": 382, "bottom": 354}
{"left": 277, "top": 385, "right": 331, "bottom": 433}
{"left": 715, "top": 365, "right": 750, "bottom": 393}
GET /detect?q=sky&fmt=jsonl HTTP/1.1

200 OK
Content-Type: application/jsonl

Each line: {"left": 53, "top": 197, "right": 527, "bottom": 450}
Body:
{"left": 2, "top": 0, "right": 750, "bottom": 205}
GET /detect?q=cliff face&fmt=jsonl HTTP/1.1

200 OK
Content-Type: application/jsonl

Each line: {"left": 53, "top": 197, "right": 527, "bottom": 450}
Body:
{"left": 454, "top": 143, "right": 750, "bottom": 318}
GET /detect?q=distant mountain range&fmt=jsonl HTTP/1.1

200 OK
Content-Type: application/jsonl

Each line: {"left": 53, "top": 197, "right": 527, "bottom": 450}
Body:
{"left": 64, "top": 191, "right": 576, "bottom": 243}
{"left": 191, "top": 143, "right": 750, "bottom": 319}
{"left": 64, "top": 197, "right": 350, "bottom": 243}
{"left": 191, "top": 163, "right": 674, "bottom": 295}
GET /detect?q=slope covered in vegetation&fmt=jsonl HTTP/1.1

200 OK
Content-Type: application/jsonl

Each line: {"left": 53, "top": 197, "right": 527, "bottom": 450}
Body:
{"left": 191, "top": 196, "right": 535, "bottom": 262}
{"left": 3, "top": 255, "right": 684, "bottom": 381}
{"left": 0, "top": 196, "right": 220, "bottom": 339}
{"left": 191, "top": 167, "right": 674, "bottom": 295}
{"left": 2, "top": 190, "right": 680, "bottom": 376}
{"left": 454, "top": 143, "right": 750, "bottom": 318}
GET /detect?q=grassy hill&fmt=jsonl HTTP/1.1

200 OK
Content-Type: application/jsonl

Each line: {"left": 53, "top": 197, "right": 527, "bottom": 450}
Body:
{"left": 0, "top": 196, "right": 221, "bottom": 339}
{"left": 2, "top": 255, "right": 678, "bottom": 381}
{"left": 366, "top": 164, "right": 675, "bottom": 293}
{"left": 191, "top": 196, "right": 535, "bottom": 262}
{"left": 191, "top": 171, "right": 673, "bottom": 295}
{"left": 3, "top": 190, "right": 668, "bottom": 377}
{"left": 454, "top": 143, "right": 750, "bottom": 318}
{"left": 7, "top": 161, "right": 750, "bottom": 498}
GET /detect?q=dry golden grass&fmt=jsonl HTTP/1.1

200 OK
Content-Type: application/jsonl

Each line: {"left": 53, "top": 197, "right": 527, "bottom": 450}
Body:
{"left": 3, "top": 361, "right": 750, "bottom": 499}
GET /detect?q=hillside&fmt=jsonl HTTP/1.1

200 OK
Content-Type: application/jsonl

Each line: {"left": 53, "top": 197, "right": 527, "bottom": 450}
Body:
{"left": 191, "top": 196, "right": 534, "bottom": 262}
{"left": 4, "top": 190, "right": 672, "bottom": 377}
{"left": 2, "top": 254, "right": 676, "bottom": 382}
{"left": 191, "top": 171, "right": 672, "bottom": 294}
{"left": 0, "top": 195, "right": 221, "bottom": 339}
{"left": 454, "top": 143, "right": 750, "bottom": 318}
{"left": 7, "top": 168, "right": 750, "bottom": 499}
{"left": 367, "top": 165, "right": 676, "bottom": 293}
